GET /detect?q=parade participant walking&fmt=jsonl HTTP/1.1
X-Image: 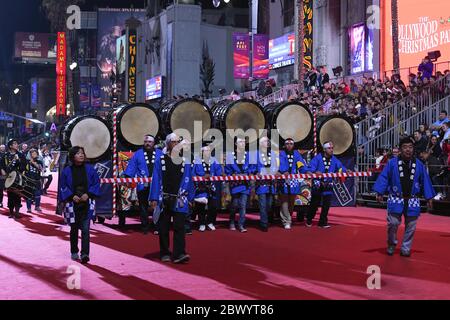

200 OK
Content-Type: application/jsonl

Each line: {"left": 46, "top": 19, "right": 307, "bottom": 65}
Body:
{"left": 255, "top": 136, "right": 279, "bottom": 232}
{"left": 40, "top": 145, "right": 54, "bottom": 195}
{"left": 25, "top": 149, "right": 43, "bottom": 213}
{"left": 59, "top": 146, "right": 101, "bottom": 264}
{"left": 192, "top": 145, "right": 223, "bottom": 232}
{"left": 124, "top": 134, "right": 162, "bottom": 234}
{"left": 149, "top": 133, "right": 194, "bottom": 264}
{"left": 1, "top": 139, "right": 27, "bottom": 219}
{"left": 225, "top": 137, "right": 254, "bottom": 233}
{"left": 279, "top": 138, "right": 309, "bottom": 230}
{"left": 306, "top": 141, "right": 347, "bottom": 228}
{"left": 374, "top": 136, "right": 435, "bottom": 257}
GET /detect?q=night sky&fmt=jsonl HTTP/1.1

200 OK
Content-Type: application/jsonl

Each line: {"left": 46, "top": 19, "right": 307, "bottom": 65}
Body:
{"left": 0, "top": 0, "right": 249, "bottom": 84}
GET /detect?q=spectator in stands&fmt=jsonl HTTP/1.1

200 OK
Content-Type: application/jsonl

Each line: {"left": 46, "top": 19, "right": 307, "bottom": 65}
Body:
{"left": 318, "top": 66, "right": 330, "bottom": 93}
{"left": 418, "top": 56, "right": 434, "bottom": 80}
{"left": 418, "top": 124, "right": 428, "bottom": 137}
{"left": 441, "top": 122, "right": 450, "bottom": 147}
{"left": 431, "top": 110, "right": 449, "bottom": 135}
{"left": 427, "top": 135, "right": 443, "bottom": 158}
{"left": 413, "top": 130, "right": 428, "bottom": 156}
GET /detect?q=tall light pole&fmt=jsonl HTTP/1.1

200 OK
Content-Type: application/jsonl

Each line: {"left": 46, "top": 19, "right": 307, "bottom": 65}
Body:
{"left": 297, "top": 0, "right": 305, "bottom": 93}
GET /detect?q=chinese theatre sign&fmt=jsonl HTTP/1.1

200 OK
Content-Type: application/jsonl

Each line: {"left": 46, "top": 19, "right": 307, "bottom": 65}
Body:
{"left": 127, "top": 29, "right": 137, "bottom": 103}
{"left": 56, "top": 32, "right": 66, "bottom": 116}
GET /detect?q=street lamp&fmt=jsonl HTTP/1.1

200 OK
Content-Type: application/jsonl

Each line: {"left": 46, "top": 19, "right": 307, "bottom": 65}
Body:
{"left": 69, "top": 62, "right": 78, "bottom": 71}
{"left": 13, "top": 88, "right": 20, "bottom": 95}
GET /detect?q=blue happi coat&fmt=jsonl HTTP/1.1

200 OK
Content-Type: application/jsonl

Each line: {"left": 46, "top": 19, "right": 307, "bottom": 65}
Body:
{"left": 309, "top": 154, "right": 346, "bottom": 196}
{"left": 255, "top": 150, "right": 280, "bottom": 195}
{"left": 124, "top": 148, "right": 163, "bottom": 192}
{"left": 192, "top": 157, "right": 223, "bottom": 200}
{"left": 225, "top": 152, "right": 255, "bottom": 195}
{"left": 373, "top": 157, "right": 435, "bottom": 217}
{"left": 279, "top": 150, "right": 309, "bottom": 195}
{"left": 59, "top": 164, "right": 101, "bottom": 221}
{"left": 149, "top": 154, "right": 195, "bottom": 214}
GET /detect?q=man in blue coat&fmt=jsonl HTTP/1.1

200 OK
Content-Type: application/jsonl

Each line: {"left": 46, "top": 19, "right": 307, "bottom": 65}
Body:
{"left": 279, "top": 138, "right": 309, "bottom": 230}
{"left": 149, "top": 133, "right": 195, "bottom": 264}
{"left": 374, "top": 136, "right": 435, "bottom": 257}
{"left": 124, "top": 134, "right": 162, "bottom": 234}
{"left": 225, "top": 137, "right": 254, "bottom": 233}
{"left": 306, "top": 141, "right": 347, "bottom": 228}
{"left": 192, "top": 145, "right": 223, "bottom": 232}
{"left": 255, "top": 136, "right": 280, "bottom": 232}
{"left": 59, "top": 146, "right": 101, "bottom": 264}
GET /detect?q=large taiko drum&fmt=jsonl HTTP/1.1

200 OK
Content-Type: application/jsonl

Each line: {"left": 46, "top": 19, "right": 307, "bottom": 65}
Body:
{"left": 159, "top": 98, "right": 212, "bottom": 142}
{"left": 111, "top": 103, "right": 160, "bottom": 150}
{"left": 264, "top": 101, "right": 313, "bottom": 146}
{"left": 317, "top": 115, "right": 356, "bottom": 156}
{"left": 60, "top": 115, "right": 112, "bottom": 161}
{"left": 211, "top": 99, "right": 266, "bottom": 143}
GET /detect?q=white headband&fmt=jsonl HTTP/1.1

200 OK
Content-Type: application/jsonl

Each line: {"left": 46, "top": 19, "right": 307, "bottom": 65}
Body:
{"left": 323, "top": 142, "right": 332, "bottom": 149}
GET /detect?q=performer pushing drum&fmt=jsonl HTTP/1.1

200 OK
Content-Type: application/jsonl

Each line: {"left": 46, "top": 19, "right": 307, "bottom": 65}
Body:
{"left": 279, "top": 138, "right": 309, "bottom": 230}
{"left": 373, "top": 136, "right": 435, "bottom": 257}
{"left": 124, "top": 134, "right": 163, "bottom": 235}
{"left": 255, "top": 136, "right": 279, "bottom": 232}
{"left": 225, "top": 137, "right": 253, "bottom": 233}
{"left": 1, "top": 139, "right": 27, "bottom": 219}
{"left": 306, "top": 141, "right": 347, "bottom": 228}
{"left": 149, "top": 133, "right": 194, "bottom": 264}
{"left": 192, "top": 145, "right": 223, "bottom": 232}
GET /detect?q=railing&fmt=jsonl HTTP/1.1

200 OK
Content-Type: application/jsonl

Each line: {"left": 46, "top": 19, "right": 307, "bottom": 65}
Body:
{"left": 355, "top": 73, "right": 450, "bottom": 144}
{"left": 356, "top": 95, "right": 450, "bottom": 197}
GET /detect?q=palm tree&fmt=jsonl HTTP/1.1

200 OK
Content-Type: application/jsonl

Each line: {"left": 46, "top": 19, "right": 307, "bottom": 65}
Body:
{"left": 297, "top": 0, "right": 305, "bottom": 92}
{"left": 391, "top": 0, "right": 400, "bottom": 72}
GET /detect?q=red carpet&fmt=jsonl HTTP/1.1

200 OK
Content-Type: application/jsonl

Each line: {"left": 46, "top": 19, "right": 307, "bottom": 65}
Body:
{"left": 1, "top": 182, "right": 450, "bottom": 300}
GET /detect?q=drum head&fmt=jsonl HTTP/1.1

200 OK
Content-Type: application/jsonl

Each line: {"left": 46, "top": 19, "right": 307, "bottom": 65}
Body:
{"left": 276, "top": 103, "right": 312, "bottom": 142}
{"left": 69, "top": 117, "right": 111, "bottom": 160}
{"left": 5, "top": 171, "right": 17, "bottom": 189}
{"left": 119, "top": 106, "right": 159, "bottom": 147}
{"left": 319, "top": 117, "right": 354, "bottom": 156}
{"left": 170, "top": 100, "right": 211, "bottom": 142}
{"left": 225, "top": 101, "right": 265, "bottom": 132}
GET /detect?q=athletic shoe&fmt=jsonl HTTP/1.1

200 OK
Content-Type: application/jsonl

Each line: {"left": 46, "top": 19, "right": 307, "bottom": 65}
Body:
{"left": 35, "top": 207, "right": 42, "bottom": 213}
{"left": 319, "top": 224, "right": 331, "bottom": 229}
{"left": 284, "top": 224, "right": 291, "bottom": 230}
{"left": 173, "top": 254, "right": 190, "bottom": 264}
{"left": 81, "top": 255, "right": 90, "bottom": 264}
{"left": 400, "top": 251, "right": 411, "bottom": 257}
{"left": 260, "top": 226, "right": 268, "bottom": 232}
{"left": 27, "top": 209, "right": 32, "bottom": 213}
{"left": 71, "top": 253, "right": 80, "bottom": 261}
{"left": 229, "top": 223, "right": 236, "bottom": 231}
{"left": 239, "top": 227, "right": 248, "bottom": 233}
{"left": 306, "top": 221, "right": 313, "bottom": 228}
{"left": 199, "top": 225, "right": 206, "bottom": 232}
{"left": 186, "top": 230, "right": 193, "bottom": 235}
{"left": 0, "top": 203, "right": 3, "bottom": 208}
{"left": 161, "top": 255, "right": 171, "bottom": 263}
{"left": 387, "top": 246, "right": 396, "bottom": 256}
{"left": 207, "top": 223, "right": 216, "bottom": 231}
{"left": 153, "top": 230, "right": 159, "bottom": 235}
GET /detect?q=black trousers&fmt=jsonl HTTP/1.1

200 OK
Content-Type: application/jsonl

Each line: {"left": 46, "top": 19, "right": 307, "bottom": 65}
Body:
{"left": 7, "top": 190, "right": 21, "bottom": 213}
{"left": 137, "top": 188, "right": 150, "bottom": 230}
{"left": 0, "top": 179, "right": 4, "bottom": 204}
{"left": 70, "top": 210, "right": 91, "bottom": 257}
{"left": 195, "top": 199, "right": 219, "bottom": 226}
{"left": 159, "top": 199, "right": 186, "bottom": 259}
{"left": 42, "top": 175, "right": 53, "bottom": 191}
{"left": 307, "top": 192, "right": 332, "bottom": 226}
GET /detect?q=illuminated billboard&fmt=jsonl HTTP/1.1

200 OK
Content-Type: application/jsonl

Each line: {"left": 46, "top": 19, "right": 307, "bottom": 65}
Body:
{"left": 145, "top": 75, "right": 163, "bottom": 101}
{"left": 349, "top": 24, "right": 366, "bottom": 74}
{"left": 268, "top": 32, "right": 296, "bottom": 70}
{"left": 14, "top": 32, "right": 56, "bottom": 63}
{"left": 382, "top": 0, "right": 450, "bottom": 72}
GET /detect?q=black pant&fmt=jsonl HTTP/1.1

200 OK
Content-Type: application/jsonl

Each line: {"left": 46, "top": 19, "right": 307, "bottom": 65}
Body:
{"left": 307, "top": 193, "right": 332, "bottom": 226}
{"left": 138, "top": 188, "right": 151, "bottom": 230}
{"left": 70, "top": 211, "right": 91, "bottom": 257}
{"left": 7, "top": 191, "right": 21, "bottom": 214}
{"left": 42, "top": 175, "right": 53, "bottom": 191}
{"left": 159, "top": 199, "right": 186, "bottom": 259}
{"left": 195, "top": 199, "right": 219, "bottom": 226}
{"left": 0, "top": 178, "right": 4, "bottom": 205}
{"left": 295, "top": 206, "right": 308, "bottom": 222}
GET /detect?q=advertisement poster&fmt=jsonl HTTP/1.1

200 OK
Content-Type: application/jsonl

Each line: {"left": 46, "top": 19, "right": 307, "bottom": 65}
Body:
{"left": 14, "top": 32, "right": 57, "bottom": 61}
{"left": 145, "top": 75, "right": 163, "bottom": 100}
{"left": 56, "top": 32, "right": 66, "bottom": 116}
{"left": 80, "top": 83, "right": 90, "bottom": 109}
{"left": 127, "top": 28, "right": 137, "bottom": 103}
{"left": 118, "top": 152, "right": 138, "bottom": 211}
{"left": 383, "top": 0, "right": 450, "bottom": 72}
{"left": 116, "top": 35, "right": 126, "bottom": 76}
{"left": 233, "top": 33, "right": 250, "bottom": 79}
{"left": 268, "top": 32, "right": 296, "bottom": 70}
{"left": 96, "top": 8, "right": 146, "bottom": 103}
{"left": 91, "top": 84, "right": 102, "bottom": 108}
{"left": 349, "top": 24, "right": 365, "bottom": 74}
{"left": 366, "top": 28, "right": 374, "bottom": 71}
{"left": 253, "top": 34, "right": 269, "bottom": 80}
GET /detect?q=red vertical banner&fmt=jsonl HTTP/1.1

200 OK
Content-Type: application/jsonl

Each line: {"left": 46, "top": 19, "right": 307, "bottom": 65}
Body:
{"left": 253, "top": 34, "right": 269, "bottom": 80}
{"left": 233, "top": 33, "right": 250, "bottom": 79}
{"left": 56, "top": 32, "right": 66, "bottom": 116}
